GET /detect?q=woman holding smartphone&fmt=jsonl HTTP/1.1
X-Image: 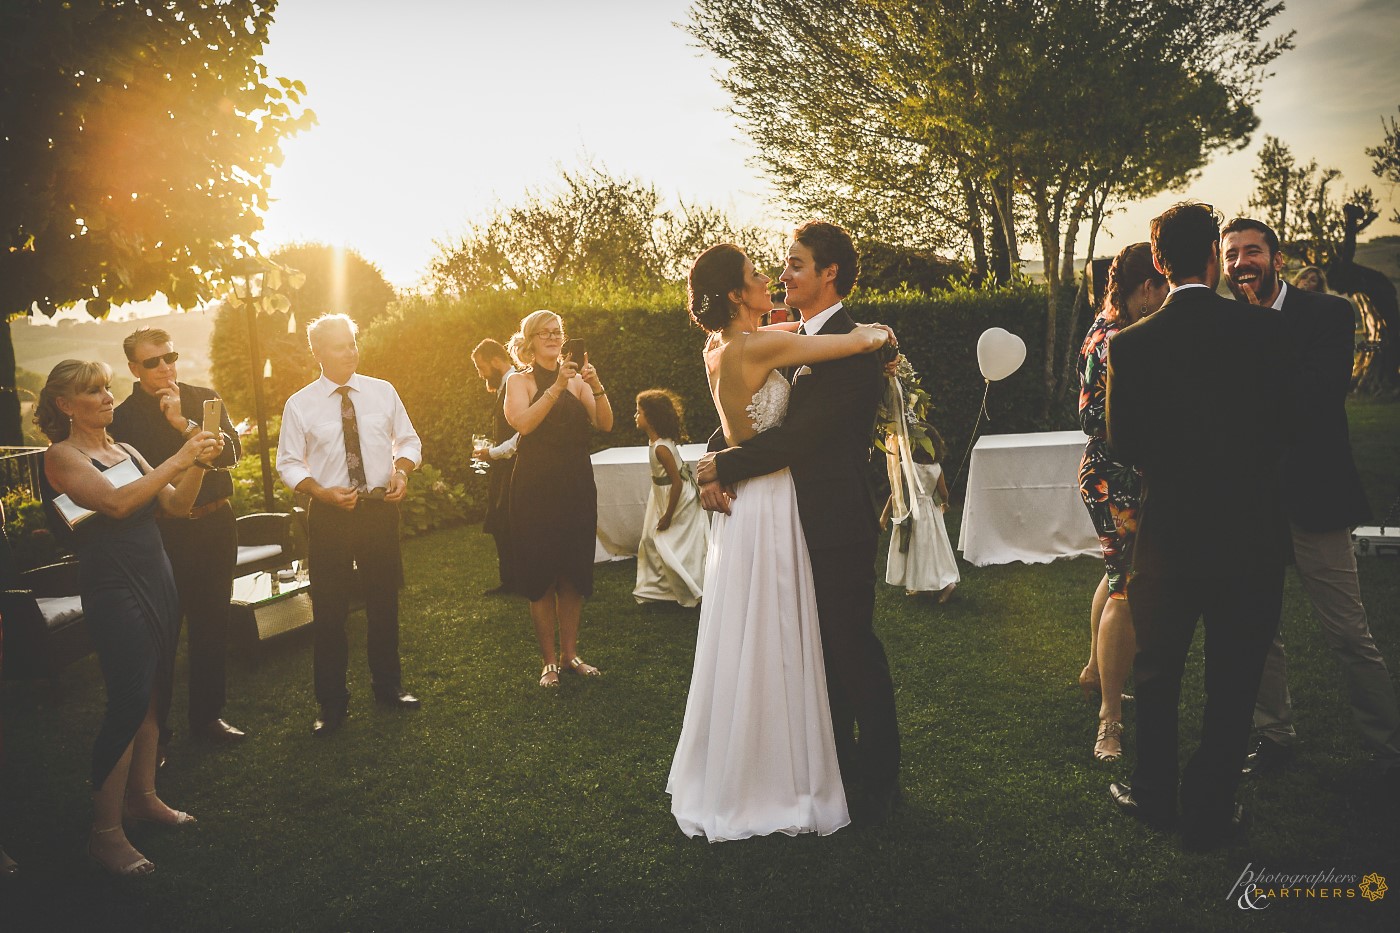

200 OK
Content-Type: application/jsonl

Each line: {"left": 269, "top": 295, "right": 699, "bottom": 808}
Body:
{"left": 37, "top": 360, "right": 221, "bottom": 877}
{"left": 504, "top": 311, "right": 613, "bottom": 687}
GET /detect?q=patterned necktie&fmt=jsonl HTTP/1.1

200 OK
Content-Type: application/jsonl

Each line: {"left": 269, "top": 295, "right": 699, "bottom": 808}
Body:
{"left": 336, "top": 386, "right": 367, "bottom": 490}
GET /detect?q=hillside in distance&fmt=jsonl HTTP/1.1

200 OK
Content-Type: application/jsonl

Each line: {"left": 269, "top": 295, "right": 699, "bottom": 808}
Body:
{"left": 13, "top": 310, "right": 217, "bottom": 404}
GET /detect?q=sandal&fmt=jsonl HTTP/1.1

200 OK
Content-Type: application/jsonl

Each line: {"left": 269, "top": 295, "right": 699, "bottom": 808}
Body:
{"left": 539, "top": 663, "right": 562, "bottom": 688}
{"left": 565, "top": 656, "right": 602, "bottom": 677}
{"left": 124, "top": 790, "right": 196, "bottom": 826}
{"left": 87, "top": 826, "right": 155, "bottom": 878}
{"left": 1094, "top": 719, "right": 1125, "bottom": 762}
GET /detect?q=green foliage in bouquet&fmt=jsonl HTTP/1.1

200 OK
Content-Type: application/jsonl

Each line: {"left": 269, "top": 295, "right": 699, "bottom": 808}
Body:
{"left": 874, "top": 354, "right": 939, "bottom": 462}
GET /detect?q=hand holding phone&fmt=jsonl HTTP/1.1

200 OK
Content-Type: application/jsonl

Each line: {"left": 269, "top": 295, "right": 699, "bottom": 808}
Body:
{"left": 203, "top": 398, "right": 223, "bottom": 434}
{"left": 562, "top": 337, "right": 588, "bottom": 362}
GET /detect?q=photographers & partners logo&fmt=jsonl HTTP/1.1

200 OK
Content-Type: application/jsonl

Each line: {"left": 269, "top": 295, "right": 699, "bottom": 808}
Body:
{"left": 1228, "top": 863, "right": 1389, "bottom": 910}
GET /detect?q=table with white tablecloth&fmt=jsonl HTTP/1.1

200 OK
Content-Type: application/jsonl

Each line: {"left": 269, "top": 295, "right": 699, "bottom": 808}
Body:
{"left": 591, "top": 443, "right": 708, "bottom": 561}
{"left": 957, "top": 430, "right": 1100, "bottom": 566}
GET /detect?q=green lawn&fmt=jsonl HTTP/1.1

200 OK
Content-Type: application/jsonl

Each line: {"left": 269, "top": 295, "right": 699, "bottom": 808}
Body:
{"left": 2, "top": 402, "right": 1398, "bottom": 932}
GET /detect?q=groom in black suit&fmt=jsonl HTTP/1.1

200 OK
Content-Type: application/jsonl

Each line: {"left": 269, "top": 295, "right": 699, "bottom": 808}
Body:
{"left": 1104, "top": 202, "right": 1293, "bottom": 851}
{"left": 697, "top": 221, "right": 901, "bottom": 822}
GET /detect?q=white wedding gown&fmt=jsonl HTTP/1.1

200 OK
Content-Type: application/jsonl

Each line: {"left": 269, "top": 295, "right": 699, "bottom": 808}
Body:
{"left": 667, "top": 371, "right": 850, "bottom": 842}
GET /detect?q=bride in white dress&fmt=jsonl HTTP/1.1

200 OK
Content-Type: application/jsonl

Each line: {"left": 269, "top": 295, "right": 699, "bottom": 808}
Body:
{"left": 667, "top": 244, "right": 890, "bottom": 842}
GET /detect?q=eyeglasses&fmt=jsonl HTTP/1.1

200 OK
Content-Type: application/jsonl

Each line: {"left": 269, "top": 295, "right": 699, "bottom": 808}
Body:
{"left": 138, "top": 351, "right": 179, "bottom": 369}
{"left": 535, "top": 330, "right": 565, "bottom": 340}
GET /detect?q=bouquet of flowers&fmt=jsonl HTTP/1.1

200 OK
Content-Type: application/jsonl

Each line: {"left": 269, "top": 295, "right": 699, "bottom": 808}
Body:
{"left": 874, "top": 354, "right": 937, "bottom": 462}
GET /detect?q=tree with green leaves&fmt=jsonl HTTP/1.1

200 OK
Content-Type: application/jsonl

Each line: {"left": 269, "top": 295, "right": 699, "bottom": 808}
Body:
{"left": 1368, "top": 106, "right": 1400, "bottom": 225}
{"left": 0, "top": 0, "right": 313, "bottom": 445}
{"left": 429, "top": 165, "right": 776, "bottom": 298}
{"left": 688, "top": 0, "right": 1291, "bottom": 416}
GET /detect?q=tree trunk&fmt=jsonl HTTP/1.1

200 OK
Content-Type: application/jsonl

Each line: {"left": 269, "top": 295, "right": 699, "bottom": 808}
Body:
{"left": 1059, "top": 189, "right": 1090, "bottom": 285}
{"left": 961, "top": 173, "right": 990, "bottom": 284}
{"left": 1327, "top": 202, "right": 1396, "bottom": 395}
{"left": 1032, "top": 184, "right": 1062, "bottom": 421}
{"left": 989, "top": 173, "right": 1021, "bottom": 273}
{"left": 0, "top": 318, "right": 22, "bottom": 447}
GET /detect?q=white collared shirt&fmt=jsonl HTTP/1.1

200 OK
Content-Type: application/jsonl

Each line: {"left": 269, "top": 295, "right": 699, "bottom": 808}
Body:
{"left": 799, "top": 300, "right": 845, "bottom": 335}
{"left": 1165, "top": 282, "right": 1212, "bottom": 299}
{"left": 277, "top": 372, "right": 422, "bottom": 492}
{"left": 1269, "top": 281, "right": 1288, "bottom": 310}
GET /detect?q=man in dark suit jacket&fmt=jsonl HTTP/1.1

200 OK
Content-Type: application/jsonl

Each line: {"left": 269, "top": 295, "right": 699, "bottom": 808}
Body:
{"left": 1104, "top": 202, "right": 1292, "bottom": 851}
{"left": 1220, "top": 218, "right": 1399, "bottom": 782}
{"left": 472, "top": 339, "right": 520, "bottom": 597}
{"left": 110, "top": 326, "right": 247, "bottom": 760}
{"left": 697, "top": 221, "right": 900, "bottom": 821}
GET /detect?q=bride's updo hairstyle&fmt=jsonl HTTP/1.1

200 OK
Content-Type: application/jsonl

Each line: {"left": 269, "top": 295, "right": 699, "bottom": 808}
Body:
{"left": 1102, "top": 242, "right": 1164, "bottom": 325}
{"left": 688, "top": 244, "right": 747, "bottom": 333}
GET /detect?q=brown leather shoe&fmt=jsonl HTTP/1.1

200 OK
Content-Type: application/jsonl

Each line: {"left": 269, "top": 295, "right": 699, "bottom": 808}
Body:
{"left": 192, "top": 719, "right": 248, "bottom": 744}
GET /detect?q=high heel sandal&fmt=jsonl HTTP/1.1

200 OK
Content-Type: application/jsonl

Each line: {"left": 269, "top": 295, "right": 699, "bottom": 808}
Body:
{"left": 124, "top": 790, "right": 196, "bottom": 826}
{"left": 1094, "top": 719, "right": 1125, "bottom": 762}
{"left": 539, "top": 663, "right": 562, "bottom": 688}
{"left": 565, "top": 656, "right": 601, "bottom": 677}
{"left": 87, "top": 826, "right": 155, "bottom": 878}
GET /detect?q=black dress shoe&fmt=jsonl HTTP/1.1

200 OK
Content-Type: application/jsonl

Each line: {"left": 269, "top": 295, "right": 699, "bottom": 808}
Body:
{"left": 1108, "top": 782, "right": 1175, "bottom": 832}
{"left": 312, "top": 707, "right": 347, "bottom": 738}
{"left": 375, "top": 691, "right": 422, "bottom": 710}
{"left": 1181, "top": 803, "right": 1250, "bottom": 852}
{"left": 192, "top": 719, "right": 248, "bottom": 744}
{"left": 1241, "top": 738, "right": 1295, "bottom": 776}
{"left": 853, "top": 782, "right": 903, "bottom": 826}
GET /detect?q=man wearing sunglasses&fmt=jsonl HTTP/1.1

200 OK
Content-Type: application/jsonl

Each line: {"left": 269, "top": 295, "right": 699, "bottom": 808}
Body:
{"left": 110, "top": 326, "right": 246, "bottom": 765}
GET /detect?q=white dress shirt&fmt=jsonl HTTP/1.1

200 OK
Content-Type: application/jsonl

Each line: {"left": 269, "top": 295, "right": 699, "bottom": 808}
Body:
{"left": 278, "top": 372, "right": 422, "bottom": 492}
{"left": 799, "top": 300, "right": 845, "bottom": 335}
{"left": 1269, "top": 280, "right": 1289, "bottom": 311}
{"left": 488, "top": 370, "right": 520, "bottom": 460}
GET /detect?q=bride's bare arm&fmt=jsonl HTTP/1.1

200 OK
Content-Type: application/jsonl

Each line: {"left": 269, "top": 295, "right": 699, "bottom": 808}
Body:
{"left": 747, "top": 326, "right": 887, "bottom": 372}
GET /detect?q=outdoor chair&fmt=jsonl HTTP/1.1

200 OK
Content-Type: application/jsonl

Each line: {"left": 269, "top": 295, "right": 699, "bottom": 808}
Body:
{"left": 1, "top": 559, "right": 92, "bottom": 685}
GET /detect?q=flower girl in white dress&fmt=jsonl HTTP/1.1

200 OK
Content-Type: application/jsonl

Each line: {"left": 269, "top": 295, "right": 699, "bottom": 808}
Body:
{"left": 633, "top": 389, "right": 708, "bottom": 608}
{"left": 882, "top": 419, "right": 959, "bottom": 603}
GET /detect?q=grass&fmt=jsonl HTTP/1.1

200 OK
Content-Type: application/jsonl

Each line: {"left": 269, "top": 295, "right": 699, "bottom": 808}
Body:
{"left": 3, "top": 400, "right": 1399, "bottom": 932}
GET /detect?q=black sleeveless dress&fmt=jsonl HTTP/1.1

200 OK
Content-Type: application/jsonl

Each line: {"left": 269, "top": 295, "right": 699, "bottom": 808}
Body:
{"left": 42, "top": 448, "right": 178, "bottom": 789}
{"left": 508, "top": 364, "right": 598, "bottom": 601}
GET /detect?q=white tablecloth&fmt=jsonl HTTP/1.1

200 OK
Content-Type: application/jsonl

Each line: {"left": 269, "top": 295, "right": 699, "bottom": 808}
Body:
{"left": 592, "top": 443, "right": 708, "bottom": 561}
{"left": 957, "top": 430, "right": 1100, "bottom": 566}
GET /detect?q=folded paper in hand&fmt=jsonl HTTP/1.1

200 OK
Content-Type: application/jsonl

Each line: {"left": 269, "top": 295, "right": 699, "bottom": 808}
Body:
{"left": 52, "top": 458, "right": 143, "bottom": 530}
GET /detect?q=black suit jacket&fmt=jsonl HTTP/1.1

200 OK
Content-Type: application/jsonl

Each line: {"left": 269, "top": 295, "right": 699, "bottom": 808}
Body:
{"left": 110, "top": 381, "right": 242, "bottom": 508}
{"left": 1105, "top": 286, "right": 1292, "bottom": 577}
{"left": 482, "top": 371, "right": 516, "bottom": 536}
{"left": 711, "top": 309, "right": 883, "bottom": 550}
{"left": 1275, "top": 286, "right": 1370, "bottom": 532}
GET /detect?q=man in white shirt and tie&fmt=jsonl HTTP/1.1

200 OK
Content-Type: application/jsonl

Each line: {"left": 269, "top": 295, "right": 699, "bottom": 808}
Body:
{"left": 278, "top": 313, "right": 424, "bottom": 737}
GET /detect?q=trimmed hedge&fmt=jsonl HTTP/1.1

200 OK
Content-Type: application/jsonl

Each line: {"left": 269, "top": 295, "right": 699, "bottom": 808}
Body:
{"left": 357, "top": 283, "right": 1062, "bottom": 496}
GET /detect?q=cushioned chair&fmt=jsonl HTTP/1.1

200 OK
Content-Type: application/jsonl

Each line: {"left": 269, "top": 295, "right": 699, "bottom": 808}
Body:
{"left": 1, "top": 560, "right": 92, "bottom": 684}
{"left": 235, "top": 511, "right": 301, "bottom": 576}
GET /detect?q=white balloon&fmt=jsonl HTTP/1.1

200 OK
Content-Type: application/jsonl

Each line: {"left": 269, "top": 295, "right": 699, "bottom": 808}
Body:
{"left": 976, "top": 327, "right": 1027, "bottom": 382}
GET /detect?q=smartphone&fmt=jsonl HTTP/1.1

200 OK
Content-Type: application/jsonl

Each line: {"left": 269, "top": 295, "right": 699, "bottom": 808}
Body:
{"left": 562, "top": 337, "right": 588, "bottom": 362}
{"left": 202, "top": 398, "right": 223, "bottom": 434}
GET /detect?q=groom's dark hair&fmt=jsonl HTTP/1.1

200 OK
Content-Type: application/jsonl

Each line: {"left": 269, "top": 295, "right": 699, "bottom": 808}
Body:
{"left": 794, "top": 221, "right": 860, "bottom": 297}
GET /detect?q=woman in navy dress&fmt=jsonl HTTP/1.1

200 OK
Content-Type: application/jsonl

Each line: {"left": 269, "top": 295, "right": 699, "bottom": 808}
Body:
{"left": 38, "top": 360, "right": 220, "bottom": 878}
{"left": 1076, "top": 243, "right": 1167, "bottom": 762}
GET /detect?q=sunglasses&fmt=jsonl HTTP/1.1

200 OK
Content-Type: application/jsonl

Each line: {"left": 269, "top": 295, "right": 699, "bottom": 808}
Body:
{"left": 138, "top": 351, "right": 179, "bottom": 369}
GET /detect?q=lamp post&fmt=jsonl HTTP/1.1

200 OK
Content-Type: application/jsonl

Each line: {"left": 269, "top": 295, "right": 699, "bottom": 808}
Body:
{"left": 231, "top": 265, "right": 276, "bottom": 513}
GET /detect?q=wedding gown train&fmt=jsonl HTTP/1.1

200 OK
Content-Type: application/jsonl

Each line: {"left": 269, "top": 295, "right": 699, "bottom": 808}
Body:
{"left": 667, "top": 371, "right": 849, "bottom": 841}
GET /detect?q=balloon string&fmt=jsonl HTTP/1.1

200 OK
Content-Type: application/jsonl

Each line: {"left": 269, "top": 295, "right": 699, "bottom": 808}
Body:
{"left": 950, "top": 379, "right": 990, "bottom": 491}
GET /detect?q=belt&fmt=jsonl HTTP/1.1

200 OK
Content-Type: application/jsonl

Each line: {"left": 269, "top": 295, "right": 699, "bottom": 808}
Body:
{"left": 187, "top": 497, "right": 231, "bottom": 521}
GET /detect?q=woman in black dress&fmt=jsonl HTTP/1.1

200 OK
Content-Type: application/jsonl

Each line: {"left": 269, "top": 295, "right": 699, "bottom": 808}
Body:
{"left": 38, "top": 360, "right": 220, "bottom": 877}
{"left": 504, "top": 311, "right": 614, "bottom": 687}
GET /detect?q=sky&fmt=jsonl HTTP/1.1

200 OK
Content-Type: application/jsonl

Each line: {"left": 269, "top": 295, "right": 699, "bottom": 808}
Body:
{"left": 32, "top": 0, "right": 1400, "bottom": 323}
{"left": 249, "top": 0, "right": 1400, "bottom": 288}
